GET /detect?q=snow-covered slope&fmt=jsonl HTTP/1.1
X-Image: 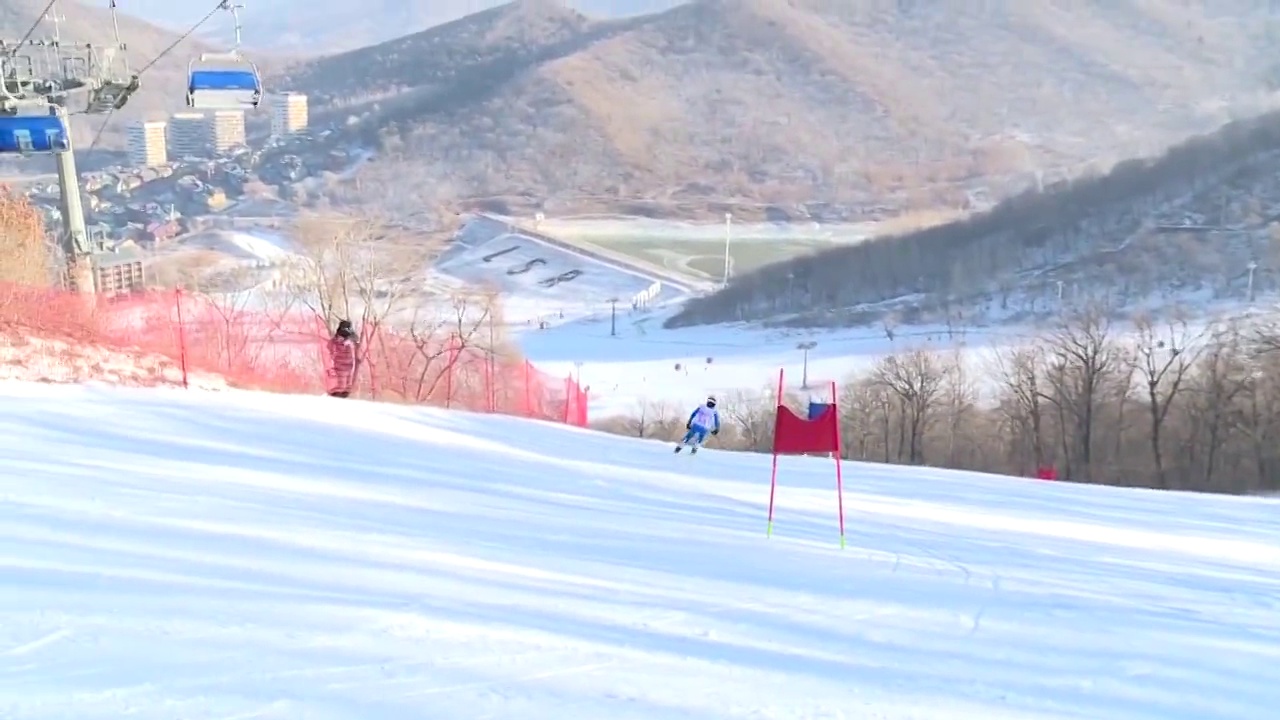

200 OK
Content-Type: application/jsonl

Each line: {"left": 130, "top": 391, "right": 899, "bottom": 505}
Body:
{"left": 1, "top": 382, "right": 1278, "bottom": 719}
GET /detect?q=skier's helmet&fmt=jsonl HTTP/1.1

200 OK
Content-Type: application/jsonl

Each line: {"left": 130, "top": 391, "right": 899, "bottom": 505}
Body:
{"left": 706, "top": 395, "right": 717, "bottom": 408}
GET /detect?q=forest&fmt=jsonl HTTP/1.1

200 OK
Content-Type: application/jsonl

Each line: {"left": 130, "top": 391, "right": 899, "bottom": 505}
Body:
{"left": 602, "top": 309, "right": 1280, "bottom": 495}
{"left": 666, "top": 108, "right": 1280, "bottom": 329}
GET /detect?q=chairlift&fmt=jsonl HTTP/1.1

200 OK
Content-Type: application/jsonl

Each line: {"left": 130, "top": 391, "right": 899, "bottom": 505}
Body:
{"left": 186, "top": 2, "right": 261, "bottom": 110}
{"left": 187, "top": 53, "right": 262, "bottom": 110}
{"left": 0, "top": 112, "right": 68, "bottom": 155}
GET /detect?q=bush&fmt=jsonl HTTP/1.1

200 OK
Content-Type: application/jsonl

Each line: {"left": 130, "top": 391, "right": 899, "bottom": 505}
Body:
{"left": 0, "top": 188, "right": 50, "bottom": 286}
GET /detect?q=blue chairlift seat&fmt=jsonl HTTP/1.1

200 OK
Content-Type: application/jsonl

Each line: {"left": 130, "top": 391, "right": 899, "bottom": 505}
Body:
{"left": 0, "top": 115, "right": 69, "bottom": 155}
{"left": 187, "top": 55, "right": 263, "bottom": 110}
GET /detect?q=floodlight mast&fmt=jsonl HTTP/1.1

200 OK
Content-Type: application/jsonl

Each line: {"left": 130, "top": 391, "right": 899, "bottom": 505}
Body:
{"left": 0, "top": 0, "right": 141, "bottom": 294}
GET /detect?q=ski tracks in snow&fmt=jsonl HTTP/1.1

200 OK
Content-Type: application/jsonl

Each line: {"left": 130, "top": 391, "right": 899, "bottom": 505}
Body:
{"left": 1, "top": 627, "right": 72, "bottom": 657}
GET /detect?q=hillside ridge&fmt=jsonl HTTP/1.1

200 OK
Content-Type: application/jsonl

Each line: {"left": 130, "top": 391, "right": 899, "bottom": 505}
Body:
{"left": 279, "top": 0, "right": 1280, "bottom": 218}
{"left": 666, "top": 108, "right": 1280, "bottom": 329}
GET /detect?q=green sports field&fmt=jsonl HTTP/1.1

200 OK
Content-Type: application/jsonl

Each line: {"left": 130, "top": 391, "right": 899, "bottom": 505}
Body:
{"left": 568, "top": 235, "right": 852, "bottom": 285}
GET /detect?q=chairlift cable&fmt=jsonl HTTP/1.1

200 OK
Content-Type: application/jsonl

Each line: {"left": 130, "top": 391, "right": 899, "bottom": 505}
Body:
{"left": 136, "top": 0, "right": 228, "bottom": 75}
{"left": 88, "top": 0, "right": 241, "bottom": 151}
{"left": 14, "top": 0, "right": 59, "bottom": 51}
{"left": 86, "top": 107, "right": 116, "bottom": 151}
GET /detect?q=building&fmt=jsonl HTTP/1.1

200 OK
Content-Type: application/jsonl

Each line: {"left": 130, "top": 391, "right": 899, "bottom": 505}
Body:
{"left": 125, "top": 120, "right": 167, "bottom": 167}
{"left": 210, "top": 110, "right": 246, "bottom": 153}
{"left": 167, "top": 112, "right": 209, "bottom": 159}
{"left": 270, "top": 92, "right": 308, "bottom": 137}
{"left": 91, "top": 245, "right": 146, "bottom": 296}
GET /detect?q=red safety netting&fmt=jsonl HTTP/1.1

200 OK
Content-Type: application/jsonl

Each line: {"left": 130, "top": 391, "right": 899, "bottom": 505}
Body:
{"left": 0, "top": 284, "right": 588, "bottom": 426}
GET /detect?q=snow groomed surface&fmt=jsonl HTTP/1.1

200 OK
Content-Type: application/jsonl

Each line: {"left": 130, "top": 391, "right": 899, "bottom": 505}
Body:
{"left": 1, "top": 382, "right": 1278, "bottom": 719}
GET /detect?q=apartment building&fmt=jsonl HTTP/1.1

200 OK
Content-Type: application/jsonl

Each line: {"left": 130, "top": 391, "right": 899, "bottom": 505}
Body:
{"left": 210, "top": 110, "right": 246, "bottom": 153}
{"left": 167, "top": 113, "right": 209, "bottom": 159}
{"left": 125, "top": 120, "right": 167, "bottom": 167}
{"left": 270, "top": 92, "right": 308, "bottom": 137}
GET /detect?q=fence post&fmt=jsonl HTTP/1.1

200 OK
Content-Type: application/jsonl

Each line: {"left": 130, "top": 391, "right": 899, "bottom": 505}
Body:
{"left": 487, "top": 312, "right": 497, "bottom": 413}
{"left": 173, "top": 288, "right": 189, "bottom": 389}
{"left": 563, "top": 376, "right": 571, "bottom": 424}
{"left": 482, "top": 349, "right": 492, "bottom": 412}
{"left": 523, "top": 360, "right": 532, "bottom": 417}
{"left": 362, "top": 324, "right": 378, "bottom": 400}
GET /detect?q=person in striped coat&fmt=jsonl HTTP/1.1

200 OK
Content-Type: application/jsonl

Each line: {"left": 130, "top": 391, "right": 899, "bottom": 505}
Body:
{"left": 327, "top": 319, "right": 357, "bottom": 398}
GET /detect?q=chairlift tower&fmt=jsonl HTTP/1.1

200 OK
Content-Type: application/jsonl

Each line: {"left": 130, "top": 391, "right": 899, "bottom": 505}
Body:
{"left": 0, "top": 0, "right": 140, "bottom": 294}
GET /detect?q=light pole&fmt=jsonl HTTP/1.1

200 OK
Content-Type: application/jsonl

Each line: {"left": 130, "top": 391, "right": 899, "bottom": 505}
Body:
{"left": 797, "top": 341, "right": 817, "bottom": 389}
{"left": 1248, "top": 261, "right": 1258, "bottom": 303}
{"left": 722, "top": 212, "right": 733, "bottom": 288}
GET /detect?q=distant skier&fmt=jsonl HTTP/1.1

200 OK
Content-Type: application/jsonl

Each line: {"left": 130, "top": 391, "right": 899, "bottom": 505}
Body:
{"left": 675, "top": 395, "right": 720, "bottom": 454}
{"left": 327, "top": 319, "right": 357, "bottom": 398}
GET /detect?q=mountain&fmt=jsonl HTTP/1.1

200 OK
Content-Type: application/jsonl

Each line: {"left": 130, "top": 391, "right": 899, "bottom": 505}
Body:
{"left": 276, "top": 0, "right": 1280, "bottom": 219}
{"left": 117, "top": 0, "right": 687, "bottom": 54}
{"left": 666, "top": 108, "right": 1280, "bottom": 329}
{"left": 0, "top": 0, "right": 214, "bottom": 148}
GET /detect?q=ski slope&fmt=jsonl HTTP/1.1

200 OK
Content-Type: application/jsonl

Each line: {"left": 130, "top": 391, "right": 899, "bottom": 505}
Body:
{"left": 519, "top": 315, "right": 1029, "bottom": 416}
{"left": 2, "top": 382, "right": 1279, "bottom": 719}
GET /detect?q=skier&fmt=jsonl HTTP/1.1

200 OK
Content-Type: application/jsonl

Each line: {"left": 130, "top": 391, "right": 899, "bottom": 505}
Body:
{"left": 327, "top": 319, "right": 357, "bottom": 398}
{"left": 675, "top": 395, "right": 720, "bottom": 454}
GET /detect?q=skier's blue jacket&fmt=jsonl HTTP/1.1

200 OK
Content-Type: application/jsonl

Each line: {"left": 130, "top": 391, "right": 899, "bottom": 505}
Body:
{"left": 687, "top": 404, "right": 720, "bottom": 433}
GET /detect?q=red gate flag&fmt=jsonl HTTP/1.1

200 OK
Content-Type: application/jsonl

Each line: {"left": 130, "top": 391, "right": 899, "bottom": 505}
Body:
{"left": 766, "top": 368, "right": 846, "bottom": 547}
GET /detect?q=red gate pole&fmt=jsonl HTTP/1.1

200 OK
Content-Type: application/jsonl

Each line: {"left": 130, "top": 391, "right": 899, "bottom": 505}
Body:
{"left": 832, "top": 380, "right": 846, "bottom": 549}
{"left": 766, "top": 368, "right": 783, "bottom": 537}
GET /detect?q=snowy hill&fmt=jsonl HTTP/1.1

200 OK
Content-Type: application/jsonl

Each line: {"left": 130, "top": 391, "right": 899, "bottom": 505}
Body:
{"left": 436, "top": 216, "right": 680, "bottom": 326}
{"left": 2, "top": 381, "right": 1278, "bottom": 718}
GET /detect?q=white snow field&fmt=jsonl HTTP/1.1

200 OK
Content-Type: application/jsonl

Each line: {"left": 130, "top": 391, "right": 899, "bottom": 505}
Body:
{"left": 519, "top": 315, "right": 1030, "bottom": 417}
{"left": 3, "top": 382, "right": 1280, "bottom": 719}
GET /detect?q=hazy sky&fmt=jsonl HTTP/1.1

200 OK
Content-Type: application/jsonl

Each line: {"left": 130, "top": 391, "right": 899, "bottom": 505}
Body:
{"left": 112, "top": 0, "right": 687, "bottom": 34}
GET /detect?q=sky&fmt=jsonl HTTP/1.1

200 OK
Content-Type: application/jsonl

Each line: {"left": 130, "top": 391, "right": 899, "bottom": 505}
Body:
{"left": 112, "top": 0, "right": 688, "bottom": 52}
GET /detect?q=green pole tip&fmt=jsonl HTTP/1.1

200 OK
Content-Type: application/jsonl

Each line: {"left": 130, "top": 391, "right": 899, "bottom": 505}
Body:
{"left": 766, "top": 520, "right": 773, "bottom": 537}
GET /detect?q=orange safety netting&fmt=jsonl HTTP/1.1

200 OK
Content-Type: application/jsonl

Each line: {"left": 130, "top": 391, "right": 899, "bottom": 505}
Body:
{"left": 0, "top": 284, "right": 588, "bottom": 426}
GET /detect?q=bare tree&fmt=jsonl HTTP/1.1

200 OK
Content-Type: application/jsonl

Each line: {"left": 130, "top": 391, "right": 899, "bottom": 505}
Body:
{"left": 1131, "top": 313, "right": 1206, "bottom": 488}
{"left": 841, "top": 376, "right": 890, "bottom": 460}
{"left": 627, "top": 399, "right": 677, "bottom": 439}
{"left": 395, "top": 288, "right": 503, "bottom": 405}
{"left": 1184, "top": 325, "right": 1249, "bottom": 490}
{"left": 937, "top": 349, "right": 977, "bottom": 467}
{"left": 1042, "top": 308, "right": 1122, "bottom": 481}
{"left": 722, "top": 388, "right": 777, "bottom": 452}
{"left": 991, "top": 345, "right": 1049, "bottom": 473}
{"left": 286, "top": 211, "right": 438, "bottom": 330}
{"left": 282, "top": 211, "right": 441, "bottom": 396}
{"left": 1233, "top": 352, "right": 1280, "bottom": 491}
{"left": 874, "top": 349, "right": 946, "bottom": 464}
{"left": 195, "top": 268, "right": 263, "bottom": 372}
